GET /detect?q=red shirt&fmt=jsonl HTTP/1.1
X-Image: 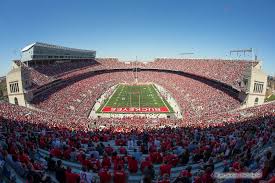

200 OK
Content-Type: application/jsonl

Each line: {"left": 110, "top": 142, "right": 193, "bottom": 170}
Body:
{"left": 90, "top": 158, "right": 101, "bottom": 170}
{"left": 113, "top": 159, "right": 124, "bottom": 170}
{"left": 50, "top": 148, "right": 62, "bottom": 158}
{"left": 98, "top": 169, "right": 111, "bottom": 183}
{"left": 140, "top": 160, "right": 152, "bottom": 172}
{"left": 113, "top": 170, "right": 126, "bottom": 183}
{"left": 202, "top": 172, "right": 214, "bottom": 183}
{"left": 268, "top": 177, "right": 275, "bottom": 183}
{"left": 119, "top": 147, "right": 127, "bottom": 154}
{"left": 81, "top": 159, "right": 91, "bottom": 168}
{"left": 39, "top": 138, "right": 46, "bottom": 148}
{"left": 128, "top": 158, "right": 138, "bottom": 173}
{"left": 63, "top": 148, "right": 72, "bottom": 159}
{"left": 101, "top": 157, "right": 111, "bottom": 168}
{"left": 158, "top": 180, "right": 170, "bottom": 183}
{"left": 194, "top": 176, "right": 202, "bottom": 183}
{"left": 65, "top": 171, "right": 80, "bottom": 183}
{"left": 19, "top": 154, "right": 30, "bottom": 164}
{"left": 150, "top": 152, "right": 162, "bottom": 163}
{"left": 180, "top": 170, "right": 192, "bottom": 177}
{"left": 105, "top": 147, "right": 113, "bottom": 155}
{"left": 160, "top": 164, "right": 172, "bottom": 176}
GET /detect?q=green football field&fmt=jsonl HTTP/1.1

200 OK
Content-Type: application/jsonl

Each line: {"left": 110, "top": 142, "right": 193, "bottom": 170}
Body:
{"left": 97, "top": 84, "right": 174, "bottom": 113}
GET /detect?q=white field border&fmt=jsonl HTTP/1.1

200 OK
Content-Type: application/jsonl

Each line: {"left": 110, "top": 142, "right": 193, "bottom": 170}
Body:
{"left": 100, "top": 84, "right": 121, "bottom": 112}
{"left": 151, "top": 84, "right": 170, "bottom": 113}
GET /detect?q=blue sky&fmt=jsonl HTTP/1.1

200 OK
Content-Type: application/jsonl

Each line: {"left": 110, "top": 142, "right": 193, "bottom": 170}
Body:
{"left": 0, "top": 0, "right": 274, "bottom": 76}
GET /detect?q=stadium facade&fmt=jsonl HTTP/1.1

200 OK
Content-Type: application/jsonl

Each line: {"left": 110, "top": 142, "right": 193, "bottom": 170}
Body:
{"left": 6, "top": 42, "right": 267, "bottom": 113}
{"left": 241, "top": 62, "right": 267, "bottom": 107}
{"left": 21, "top": 42, "right": 96, "bottom": 63}
{"left": 6, "top": 42, "right": 96, "bottom": 107}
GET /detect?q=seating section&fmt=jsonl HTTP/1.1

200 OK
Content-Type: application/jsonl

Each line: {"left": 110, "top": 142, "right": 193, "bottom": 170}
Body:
{"left": 138, "top": 72, "right": 241, "bottom": 120}
{"left": 31, "top": 70, "right": 242, "bottom": 120}
{"left": 19, "top": 58, "right": 255, "bottom": 91}
{"left": 21, "top": 63, "right": 56, "bottom": 89}
{"left": 0, "top": 101, "right": 274, "bottom": 182}
{"left": 146, "top": 58, "right": 256, "bottom": 91}
{"left": 2, "top": 58, "right": 274, "bottom": 182}
{"left": 32, "top": 71, "right": 134, "bottom": 117}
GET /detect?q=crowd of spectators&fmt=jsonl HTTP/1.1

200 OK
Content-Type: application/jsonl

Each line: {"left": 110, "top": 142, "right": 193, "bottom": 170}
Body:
{"left": 18, "top": 57, "right": 255, "bottom": 92}
{"left": 2, "top": 58, "right": 274, "bottom": 183}
{"left": 32, "top": 71, "right": 134, "bottom": 117}
{"left": 0, "top": 101, "right": 274, "bottom": 183}
{"left": 30, "top": 70, "right": 242, "bottom": 121}
{"left": 146, "top": 58, "right": 256, "bottom": 91}
{"left": 138, "top": 71, "right": 241, "bottom": 120}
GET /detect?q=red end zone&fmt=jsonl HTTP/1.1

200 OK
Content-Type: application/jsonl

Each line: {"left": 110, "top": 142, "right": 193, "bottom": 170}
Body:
{"left": 102, "top": 106, "right": 169, "bottom": 113}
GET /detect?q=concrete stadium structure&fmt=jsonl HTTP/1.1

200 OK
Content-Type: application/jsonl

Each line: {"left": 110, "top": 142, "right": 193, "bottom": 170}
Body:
{"left": 6, "top": 42, "right": 267, "bottom": 112}
{"left": 21, "top": 42, "right": 96, "bottom": 63}
{"left": 6, "top": 42, "right": 96, "bottom": 107}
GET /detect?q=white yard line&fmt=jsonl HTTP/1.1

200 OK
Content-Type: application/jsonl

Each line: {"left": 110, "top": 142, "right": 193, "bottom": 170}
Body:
{"left": 101, "top": 85, "right": 120, "bottom": 112}
{"left": 152, "top": 84, "right": 170, "bottom": 112}
{"left": 139, "top": 94, "right": 141, "bottom": 108}
{"left": 130, "top": 93, "right": 132, "bottom": 107}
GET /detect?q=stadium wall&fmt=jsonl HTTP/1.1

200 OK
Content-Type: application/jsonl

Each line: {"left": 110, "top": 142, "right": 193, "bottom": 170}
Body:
{"left": 242, "top": 62, "right": 267, "bottom": 107}
{"left": 6, "top": 63, "right": 27, "bottom": 106}
{"left": 21, "top": 42, "right": 96, "bottom": 62}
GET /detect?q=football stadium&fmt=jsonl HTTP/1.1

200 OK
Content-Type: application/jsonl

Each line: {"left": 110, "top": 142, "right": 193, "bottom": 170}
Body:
{"left": 0, "top": 1, "right": 275, "bottom": 183}
{"left": 1, "top": 42, "right": 274, "bottom": 183}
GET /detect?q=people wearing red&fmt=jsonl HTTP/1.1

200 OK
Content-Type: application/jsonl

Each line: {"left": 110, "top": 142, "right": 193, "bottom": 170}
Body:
{"left": 119, "top": 146, "right": 127, "bottom": 154}
{"left": 101, "top": 155, "right": 111, "bottom": 169}
{"left": 180, "top": 166, "right": 192, "bottom": 178}
{"left": 140, "top": 158, "right": 152, "bottom": 173}
{"left": 160, "top": 162, "right": 172, "bottom": 176}
{"left": 150, "top": 151, "right": 163, "bottom": 164}
{"left": 128, "top": 157, "right": 138, "bottom": 173}
{"left": 104, "top": 145, "right": 114, "bottom": 155}
{"left": 268, "top": 176, "right": 275, "bottom": 183}
{"left": 113, "top": 166, "right": 127, "bottom": 183}
{"left": 98, "top": 168, "right": 112, "bottom": 183}
{"left": 50, "top": 147, "right": 62, "bottom": 158}
{"left": 201, "top": 167, "right": 214, "bottom": 183}
{"left": 65, "top": 168, "right": 80, "bottom": 183}
{"left": 19, "top": 151, "right": 30, "bottom": 165}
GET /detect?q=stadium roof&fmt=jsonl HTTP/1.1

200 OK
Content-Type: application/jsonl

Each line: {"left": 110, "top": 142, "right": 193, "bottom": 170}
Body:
{"left": 21, "top": 42, "right": 95, "bottom": 53}
{"left": 21, "top": 43, "right": 36, "bottom": 52}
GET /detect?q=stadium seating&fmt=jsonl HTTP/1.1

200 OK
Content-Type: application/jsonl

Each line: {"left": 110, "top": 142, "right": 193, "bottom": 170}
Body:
{"left": 0, "top": 101, "right": 274, "bottom": 182}
{"left": 146, "top": 58, "right": 256, "bottom": 91}
{"left": 1, "top": 58, "right": 274, "bottom": 182}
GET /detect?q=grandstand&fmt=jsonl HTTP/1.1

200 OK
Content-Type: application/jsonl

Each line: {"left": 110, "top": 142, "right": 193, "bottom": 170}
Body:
{"left": 1, "top": 42, "right": 274, "bottom": 183}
